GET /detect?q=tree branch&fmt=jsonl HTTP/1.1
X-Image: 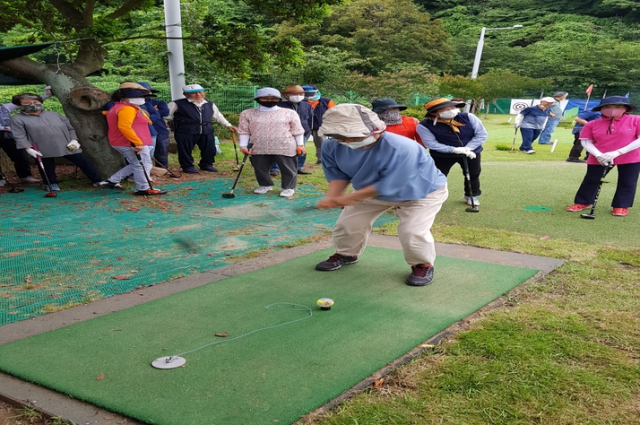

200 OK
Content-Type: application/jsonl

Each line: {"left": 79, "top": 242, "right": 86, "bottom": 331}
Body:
{"left": 106, "top": 0, "right": 147, "bottom": 20}
{"left": 48, "top": 0, "right": 87, "bottom": 30}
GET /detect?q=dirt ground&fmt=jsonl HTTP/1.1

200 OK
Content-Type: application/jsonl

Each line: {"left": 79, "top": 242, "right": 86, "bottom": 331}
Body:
{"left": 0, "top": 400, "right": 54, "bottom": 424}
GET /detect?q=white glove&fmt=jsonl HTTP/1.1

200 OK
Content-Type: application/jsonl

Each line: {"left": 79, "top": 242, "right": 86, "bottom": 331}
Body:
{"left": 452, "top": 147, "right": 467, "bottom": 155}
{"left": 25, "top": 148, "right": 42, "bottom": 158}
{"left": 465, "top": 149, "right": 477, "bottom": 160}
{"left": 598, "top": 151, "right": 620, "bottom": 166}
{"left": 66, "top": 140, "right": 81, "bottom": 151}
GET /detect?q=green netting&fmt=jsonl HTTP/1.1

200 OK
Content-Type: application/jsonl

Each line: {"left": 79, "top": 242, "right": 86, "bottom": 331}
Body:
{"left": 0, "top": 180, "right": 397, "bottom": 325}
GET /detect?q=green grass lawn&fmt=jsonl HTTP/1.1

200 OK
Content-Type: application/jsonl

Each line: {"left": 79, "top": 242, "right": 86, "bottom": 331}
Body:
{"left": 217, "top": 114, "right": 640, "bottom": 425}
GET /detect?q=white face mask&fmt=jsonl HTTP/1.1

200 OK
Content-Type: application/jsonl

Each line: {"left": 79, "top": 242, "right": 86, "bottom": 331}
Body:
{"left": 337, "top": 135, "right": 377, "bottom": 149}
{"left": 128, "top": 98, "right": 146, "bottom": 105}
{"left": 288, "top": 95, "right": 305, "bottom": 103}
{"left": 438, "top": 109, "right": 459, "bottom": 119}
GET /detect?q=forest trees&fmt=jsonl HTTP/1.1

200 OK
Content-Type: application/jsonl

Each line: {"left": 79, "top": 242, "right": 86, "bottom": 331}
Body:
{"left": 0, "top": 0, "right": 340, "bottom": 175}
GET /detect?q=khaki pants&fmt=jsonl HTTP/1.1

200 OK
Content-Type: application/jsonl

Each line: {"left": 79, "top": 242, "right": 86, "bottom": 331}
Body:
{"left": 333, "top": 184, "right": 448, "bottom": 266}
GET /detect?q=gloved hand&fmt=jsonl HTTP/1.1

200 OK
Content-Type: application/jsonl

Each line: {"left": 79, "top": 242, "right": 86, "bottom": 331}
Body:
{"left": 596, "top": 154, "right": 614, "bottom": 166}
{"left": 465, "top": 150, "right": 477, "bottom": 160}
{"left": 452, "top": 147, "right": 467, "bottom": 155}
{"left": 44, "top": 86, "right": 53, "bottom": 97}
{"left": 241, "top": 147, "right": 252, "bottom": 156}
{"left": 600, "top": 150, "right": 621, "bottom": 164}
{"left": 26, "top": 148, "right": 43, "bottom": 158}
{"left": 66, "top": 140, "right": 81, "bottom": 151}
{"left": 296, "top": 145, "right": 306, "bottom": 155}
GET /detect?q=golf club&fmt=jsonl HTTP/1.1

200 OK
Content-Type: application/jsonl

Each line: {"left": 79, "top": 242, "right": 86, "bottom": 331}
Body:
{"left": 31, "top": 143, "right": 56, "bottom": 198}
{"left": 461, "top": 156, "right": 479, "bottom": 213}
{"left": 509, "top": 126, "right": 519, "bottom": 153}
{"left": 222, "top": 144, "right": 252, "bottom": 198}
{"left": 0, "top": 156, "right": 25, "bottom": 193}
{"left": 131, "top": 143, "right": 167, "bottom": 195}
{"left": 231, "top": 133, "right": 240, "bottom": 171}
{"left": 580, "top": 165, "right": 613, "bottom": 220}
{"left": 152, "top": 157, "right": 182, "bottom": 178}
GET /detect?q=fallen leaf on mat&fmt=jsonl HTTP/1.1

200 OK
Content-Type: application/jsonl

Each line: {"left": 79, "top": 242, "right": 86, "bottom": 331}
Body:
{"left": 25, "top": 275, "right": 32, "bottom": 284}
{"left": 116, "top": 257, "right": 121, "bottom": 261}
{"left": 96, "top": 375, "right": 105, "bottom": 381}
{"left": 373, "top": 378, "right": 384, "bottom": 388}
{"left": 3, "top": 294, "right": 10, "bottom": 298}
{"left": 215, "top": 332, "right": 229, "bottom": 337}
{"left": 540, "top": 235, "right": 549, "bottom": 240}
{"left": 112, "top": 275, "right": 131, "bottom": 280}
{"left": 207, "top": 253, "right": 214, "bottom": 257}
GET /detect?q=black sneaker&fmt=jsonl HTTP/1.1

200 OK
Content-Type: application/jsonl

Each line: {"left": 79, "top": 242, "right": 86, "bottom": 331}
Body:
{"left": 406, "top": 264, "right": 434, "bottom": 286}
{"left": 566, "top": 158, "right": 585, "bottom": 163}
{"left": 315, "top": 253, "right": 358, "bottom": 271}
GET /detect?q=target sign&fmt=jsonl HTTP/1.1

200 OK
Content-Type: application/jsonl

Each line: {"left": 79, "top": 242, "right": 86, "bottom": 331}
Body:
{"left": 510, "top": 99, "right": 534, "bottom": 115}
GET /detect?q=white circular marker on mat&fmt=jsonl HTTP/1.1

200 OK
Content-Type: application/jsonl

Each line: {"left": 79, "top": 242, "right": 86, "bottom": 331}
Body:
{"left": 151, "top": 356, "right": 186, "bottom": 369}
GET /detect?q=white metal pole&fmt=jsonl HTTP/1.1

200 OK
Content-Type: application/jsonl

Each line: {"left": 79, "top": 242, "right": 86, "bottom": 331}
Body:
{"left": 470, "top": 27, "right": 486, "bottom": 80}
{"left": 164, "top": 0, "right": 186, "bottom": 101}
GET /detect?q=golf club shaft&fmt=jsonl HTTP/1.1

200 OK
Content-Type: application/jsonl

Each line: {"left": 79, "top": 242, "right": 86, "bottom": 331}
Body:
{"left": 231, "top": 133, "right": 240, "bottom": 166}
{"left": 31, "top": 143, "right": 55, "bottom": 193}
{"left": 511, "top": 127, "right": 518, "bottom": 151}
{"left": 152, "top": 157, "right": 179, "bottom": 178}
{"left": 228, "top": 152, "right": 249, "bottom": 192}
{"left": 460, "top": 156, "right": 476, "bottom": 209}
{"left": 131, "top": 144, "right": 154, "bottom": 190}
{"left": 586, "top": 165, "right": 613, "bottom": 215}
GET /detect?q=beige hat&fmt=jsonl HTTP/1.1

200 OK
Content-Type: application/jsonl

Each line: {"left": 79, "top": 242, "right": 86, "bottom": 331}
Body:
{"left": 118, "top": 82, "right": 151, "bottom": 93}
{"left": 318, "top": 104, "right": 386, "bottom": 138}
{"left": 540, "top": 97, "right": 556, "bottom": 103}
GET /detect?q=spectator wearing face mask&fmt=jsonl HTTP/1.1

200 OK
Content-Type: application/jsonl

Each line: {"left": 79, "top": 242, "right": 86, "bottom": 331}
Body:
{"left": 302, "top": 85, "right": 335, "bottom": 164}
{"left": 9, "top": 93, "right": 107, "bottom": 192}
{"left": 270, "top": 85, "right": 313, "bottom": 176}
{"left": 416, "top": 98, "right": 488, "bottom": 207}
{"left": 0, "top": 86, "right": 53, "bottom": 187}
{"left": 238, "top": 87, "right": 305, "bottom": 198}
{"left": 566, "top": 96, "right": 640, "bottom": 217}
{"left": 371, "top": 98, "right": 423, "bottom": 146}
{"left": 102, "top": 83, "right": 167, "bottom": 196}
{"left": 166, "top": 84, "right": 238, "bottom": 174}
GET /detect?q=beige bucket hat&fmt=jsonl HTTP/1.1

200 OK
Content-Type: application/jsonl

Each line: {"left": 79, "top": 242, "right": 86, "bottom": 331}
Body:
{"left": 318, "top": 104, "right": 386, "bottom": 138}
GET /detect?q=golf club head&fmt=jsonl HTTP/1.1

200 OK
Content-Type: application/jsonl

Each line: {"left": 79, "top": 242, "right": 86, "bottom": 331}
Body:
{"left": 580, "top": 213, "right": 596, "bottom": 219}
{"left": 222, "top": 193, "right": 236, "bottom": 199}
{"left": 8, "top": 188, "right": 25, "bottom": 193}
{"left": 465, "top": 206, "right": 480, "bottom": 213}
{"left": 44, "top": 192, "right": 57, "bottom": 198}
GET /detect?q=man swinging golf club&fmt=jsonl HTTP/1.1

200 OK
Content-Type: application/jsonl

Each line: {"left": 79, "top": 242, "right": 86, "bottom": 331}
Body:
{"left": 314, "top": 104, "right": 448, "bottom": 286}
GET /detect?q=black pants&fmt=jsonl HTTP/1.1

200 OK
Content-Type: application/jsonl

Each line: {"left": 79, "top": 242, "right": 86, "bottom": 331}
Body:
{"left": 250, "top": 154, "right": 297, "bottom": 189}
{"left": 568, "top": 133, "right": 587, "bottom": 160}
{"left": 432, "top": 153, "right": 482, "bottom": 197}
{"left": 36, "top": 153, "right": 102, "bottom": 184}
{"left": 0, "top": 131, "right": 33, "bottom": 178}
{"left": 174, "top": 132, "right": 215, "bottom": 170}
{"left": 575, "top": 163, "right": 640, "bottom": 208}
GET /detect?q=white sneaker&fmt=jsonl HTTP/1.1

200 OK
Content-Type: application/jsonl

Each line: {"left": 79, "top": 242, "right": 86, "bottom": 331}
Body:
{"left": 0, "top": 179, "right": 5, "bottom": 187}
{"left": 464, "top": 196, "right": 480, "bottom": 206}
{"left": 525, "top": 149, "right": 535, "bottom": 154}
{"left": 280, "top": 188, "right": 295, "bottom": 198}
{"left": 254, "top": 186, "right": 273, "bottom": 194}
{"left": 20, "top": 176, "right": 40, "bottom": 183}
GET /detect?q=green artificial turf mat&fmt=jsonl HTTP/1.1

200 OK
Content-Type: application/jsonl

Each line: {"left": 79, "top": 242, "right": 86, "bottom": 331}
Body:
{"left": 0, "top": 179, "right": 396, "bottom": 325}
{"left": 437, "top": 161, "right": 640, "bottom": 246}
{"left": 0, "top": 246, "right": 538, "bottom": 425}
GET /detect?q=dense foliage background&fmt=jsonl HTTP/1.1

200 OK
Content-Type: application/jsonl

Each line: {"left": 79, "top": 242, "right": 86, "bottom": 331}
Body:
{"left": 2, "top": 0, "right": 639, "bottom": 103}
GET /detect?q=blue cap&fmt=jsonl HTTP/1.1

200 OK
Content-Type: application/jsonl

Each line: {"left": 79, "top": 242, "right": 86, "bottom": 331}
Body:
{"left": 137, "top": 82, "right": 158, "bottom": 92}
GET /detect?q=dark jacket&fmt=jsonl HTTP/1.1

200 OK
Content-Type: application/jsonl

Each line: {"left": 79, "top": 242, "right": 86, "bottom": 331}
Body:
{"left": 310, "top": 97, "right": 332, "bottom": 131}
{"left": 172, "top": 99, "right": 214, "bottom": 135}
{"left": 418, "top": 113, "right": 479, "bottom": 158}
{"left": 144, "top": 98, "right": 170, "bottom": 138}
{"left": 277, "top": 100, "right": 312, "bottom": 137}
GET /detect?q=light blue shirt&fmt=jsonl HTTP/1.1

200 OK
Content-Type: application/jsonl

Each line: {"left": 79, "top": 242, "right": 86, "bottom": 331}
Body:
{"left": 321, "top": 132, "right": 447, "bottom": 202}
{"left": 416, "top": 113, "right": 488, "bottom": 153}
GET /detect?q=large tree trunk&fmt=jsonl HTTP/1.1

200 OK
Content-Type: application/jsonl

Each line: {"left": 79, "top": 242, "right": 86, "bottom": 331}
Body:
{"left": 0, "top": 57, "right": 125, "bottom": 177}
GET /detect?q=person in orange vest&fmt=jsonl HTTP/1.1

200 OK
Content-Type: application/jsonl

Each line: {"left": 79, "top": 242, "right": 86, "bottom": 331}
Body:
{"left": 371, "top": 98, "right": 423, "bottom": 146}
{"left": 302, "top": 85, "right": 336, "bottom": 164}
